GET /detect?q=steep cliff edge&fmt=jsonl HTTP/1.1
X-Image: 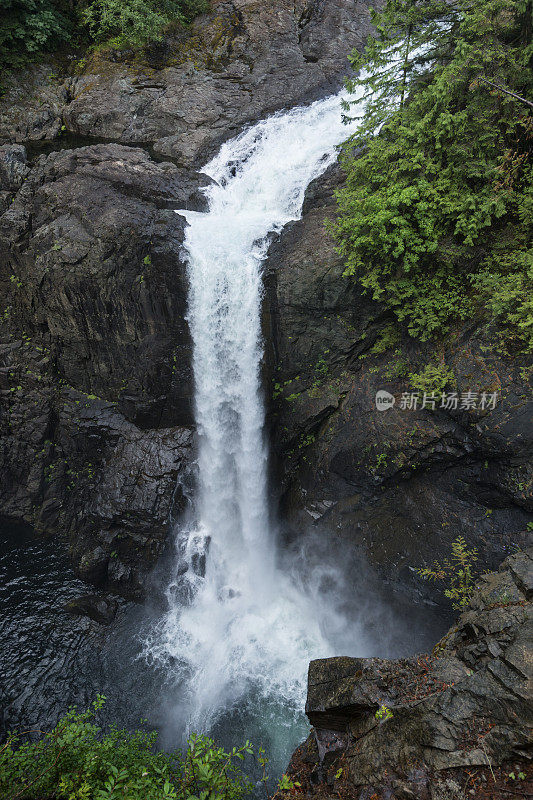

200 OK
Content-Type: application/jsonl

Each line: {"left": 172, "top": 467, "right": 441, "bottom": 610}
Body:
{"left": 0, "top": 143, "right": 196, "bottom": 598}
{"left": 0, "top": 0, "right": 375, "bottom": 599}
{"left": 283, "top": 548, "right": 533, "bottom": 800}
{"left": 265, "top": 163, "right": 532, "bottom": 604}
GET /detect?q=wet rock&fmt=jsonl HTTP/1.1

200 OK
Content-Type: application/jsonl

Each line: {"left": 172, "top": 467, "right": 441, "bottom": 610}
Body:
{"left": 0, "top": 144, "right": 196, "bottom": 599}
{"left": 0, "top": 65, "right": 68, "bottom": 143}
{"left": 0, "top": 143, "right": 198, "bottom": 425}
{"left": 265, "top": 162, "right": 533, "bottom": 602}
{"left": 0, "top": 145, "right": 30, "bottom": 191}
{"left": 506, "top": 548, "right": 533, "bottom": 600}
{"left": 78, "top": 547, "right": 110, "bottom": 586}
{"left": 65, "top": 593, "right": 118, "bottom": 625}
{"left": 287, "top": 549, "right": 533, "bottom": 799}
{"left": 0, "top": 145, "right": 30, "bottom": 213}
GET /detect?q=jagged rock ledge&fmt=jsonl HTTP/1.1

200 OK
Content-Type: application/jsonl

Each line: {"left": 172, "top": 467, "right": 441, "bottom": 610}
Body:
{"left": 284, "top": 548, "right": 533, "bottom": 799}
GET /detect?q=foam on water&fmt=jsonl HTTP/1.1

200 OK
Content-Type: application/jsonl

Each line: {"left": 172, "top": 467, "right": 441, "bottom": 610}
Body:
{"left": 144, "top": 89, "right": 367, "bottom": 732}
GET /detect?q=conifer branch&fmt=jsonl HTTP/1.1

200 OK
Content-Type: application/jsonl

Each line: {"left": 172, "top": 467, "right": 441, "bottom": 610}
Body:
{"left": 476, "top": 77, "right": 533, "bottom": 109}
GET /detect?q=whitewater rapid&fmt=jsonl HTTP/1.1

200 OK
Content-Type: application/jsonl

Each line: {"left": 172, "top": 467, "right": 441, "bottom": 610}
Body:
{"left": 144, "top": 90, "right": 366, "bottom": 732}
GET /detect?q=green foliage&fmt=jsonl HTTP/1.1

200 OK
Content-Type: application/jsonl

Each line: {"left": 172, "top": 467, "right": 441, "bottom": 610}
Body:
{"left": 299, "top": 432, "right": 316, "bottom": 449}
{"left": 277, "top": 774, "right": 301, "bottom": 793}
{"left": 509, "top": 771, "right": 526, "bottom": 781}
{"left": 82, "top": 0, "right": 166, "bottom": 48}
{"left": 0, "top": 696, "right": 259, "bottom": 800}
{"left": 336, "top": 0, "right": 533, "bottom": 348}
{"left": 177, "top": 0, "right": 208, "bottom": 20}
{"left": 9, "top": 275, "right": 23, "bottom": 289}
{"left": 473, "top": 247, "right": 533, "bottom": 350}
{"left": 82, "top": 0, "right": 207, "bottom": 49}
{"left": 307, "top": 352, "right": 330, "bottom": 396}
{"left": 0, "top": 0, "right": 208, "bottom": 72}
{"left": 313, "top": 352, "right": 330, "bottom": 386}
{"left": 374, "top": 704, "right": 394, "bottom": 724}
{"left": 417, "top": 535, "right": 479, "bottom": 609}
{"left": 408, "top": 361, "right": 455, "bottom": 396}
{"left": 344, "top": 0, "right": 463, "bottom": 135}
{"left": 369, "top": 323, "right": 401, "bottom": 355}
{"left": 0, "top": 0, "right": 70, "bottom": 71}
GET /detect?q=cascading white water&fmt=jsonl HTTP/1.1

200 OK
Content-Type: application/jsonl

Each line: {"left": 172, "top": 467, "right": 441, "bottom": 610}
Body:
{"left": 145, "top": 89, "right": 367, "bottom": 732}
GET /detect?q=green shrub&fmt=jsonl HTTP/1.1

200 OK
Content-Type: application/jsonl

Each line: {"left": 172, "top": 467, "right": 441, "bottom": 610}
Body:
{"left": 369, "top": 324, "right": 400, "bottom": 356}
{"left": 0, "top": 696, "right": 259, "bottom": 800}
{"left": 335, "top": 0, "right": 533, "bottom": 349}
{"left": 81, "top": 0, "right": 208, "bottom": 49}
{"left": 374, "top": 704, "right": 394, "bottom": 724}
{"left": 417, "top": 535, "right": 479, "bottom": 609}
{"left": 82, "top": 0, "right": 171, "bottom": 48}
{"left": 177, "top": 0, "right": 208, "bottom": 21}
{"left": 472, "top": 248, "right": 533, "bottom": 351}
{"left": 408, "top": 362, "right": 455, "bottom": 396}
{"left": 0, "top": 0, "right": 208, "bottom": 73}
{"left": 0, "top": 0, "right": 71, "bottom": 71}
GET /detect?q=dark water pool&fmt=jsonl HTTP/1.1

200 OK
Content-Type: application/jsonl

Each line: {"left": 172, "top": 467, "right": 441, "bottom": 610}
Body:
{"left": 0, "top": 520, "right": 105, "bottom": 734}
{"left": 0, "top": 520, "right": 452, "bottom": 783}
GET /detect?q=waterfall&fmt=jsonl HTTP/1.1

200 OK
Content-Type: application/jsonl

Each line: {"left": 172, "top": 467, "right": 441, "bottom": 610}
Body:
{"left": 144, "top": 90, "right": 365, "bottom": 733}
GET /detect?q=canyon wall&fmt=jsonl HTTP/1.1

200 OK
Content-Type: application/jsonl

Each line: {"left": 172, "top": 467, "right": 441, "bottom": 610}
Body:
{"left": 0, "top": 0, "right": 377, "bottom": 598}
{"left": 0, "top": 0, "right": 531, "bottom": 603}
{"left": 265, "top": 164, "right": 532, "bottom": 604}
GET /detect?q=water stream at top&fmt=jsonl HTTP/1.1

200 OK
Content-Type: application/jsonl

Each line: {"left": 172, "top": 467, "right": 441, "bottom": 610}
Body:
{"left": 144, "top": 89, "right": 367, "bottom": 733}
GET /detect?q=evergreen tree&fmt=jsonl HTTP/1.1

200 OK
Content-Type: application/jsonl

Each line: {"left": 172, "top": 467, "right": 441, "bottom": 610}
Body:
{"left": 335, "top": 0, "right": 533, "bottom": 348}
{"left": 344, "top": 0, "right": 462, "bottom": 133}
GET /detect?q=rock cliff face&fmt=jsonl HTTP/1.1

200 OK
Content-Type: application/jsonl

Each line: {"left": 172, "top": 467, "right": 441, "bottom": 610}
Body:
{"left": 0, "top": 1, "right": 376, "bottom": 165}
{"left": 265, "top": 163, "right": 533, "bottom": 603}
{"left": 0, "top": 1, "right": 376, "bottom": 599}
{"left": 0, "top": 142, "right": 199, "bottom": 598}
{"left": 0, "top": 0, "right": 530, "bottom": 604}
{"left": 284, "top": 548, "right": 533, "bottom": 799}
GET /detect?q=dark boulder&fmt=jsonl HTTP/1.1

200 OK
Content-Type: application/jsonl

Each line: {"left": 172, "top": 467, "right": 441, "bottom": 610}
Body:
{"left": 65, "top": 593, "right": 119, "bottom": 625}
{"left": 285, "top": 548, "right": 533, "bottom": 799}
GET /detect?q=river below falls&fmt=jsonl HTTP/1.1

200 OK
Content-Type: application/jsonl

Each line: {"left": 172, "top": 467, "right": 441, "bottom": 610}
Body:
{"left": 0, "top": 519, "right": 452, "bottom": 785}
